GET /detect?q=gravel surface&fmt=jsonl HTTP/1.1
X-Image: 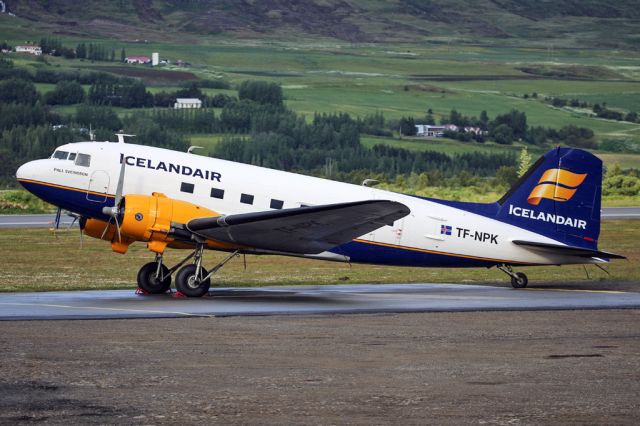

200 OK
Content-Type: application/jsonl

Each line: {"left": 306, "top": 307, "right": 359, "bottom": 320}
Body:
{"left": 1, "top": 310, "right": 639, "bottom": 425}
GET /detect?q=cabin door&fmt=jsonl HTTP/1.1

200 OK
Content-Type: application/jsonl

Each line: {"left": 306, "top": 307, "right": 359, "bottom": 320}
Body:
{"left": 87, "top": 170, "right": 109, "bottom": 203}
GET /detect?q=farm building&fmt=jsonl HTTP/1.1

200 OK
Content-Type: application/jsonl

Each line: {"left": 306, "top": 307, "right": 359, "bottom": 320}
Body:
{"left": 125, "top": 56, "right": 151, "bottom": 64}
{"left": 15, "top": 45, "right": 41, "bottom": 55}
{"left": 174, "top": 98, "right": 202, "bottom": 109}
{"left": 415, "top": 124, "right": 455, "bottom": 137}
{"left": 415, "top": 124, "right": 486, "bottom": 137}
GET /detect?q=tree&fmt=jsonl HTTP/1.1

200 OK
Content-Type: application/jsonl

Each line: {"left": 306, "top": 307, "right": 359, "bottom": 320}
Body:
{"left": 517, "top": 146, "right": 532, "bottom": 177}
{"left": 490, "top": 109, "right": 527, "bottom": 139}
{"left": 479, "top": 110, "right": 489, "bottom": 130}
{"left": 76, "top": 43, "right": 87, "bottom": 59}
{"left": 495, "top": 166, "right": 518, "bottom": 186}
{"left": 492, "top": 124, "right": 514, "bottom": 145}
{"left": 120, "top": 48, "right": 126, "bottom": 63}
{"left": 624, "top": 111, "right": 638, "bottom": 123}
{"left": 238, "top": 81, "right": 283, "bottom": 107}
{"left": 399, "top": 116, "right": 416, "bottom": 136}
{"left": 45, "top": 81, "right": 85, "bottom": 105}
{"left": 0, "top": 79, "right": 39, "bottom": 105}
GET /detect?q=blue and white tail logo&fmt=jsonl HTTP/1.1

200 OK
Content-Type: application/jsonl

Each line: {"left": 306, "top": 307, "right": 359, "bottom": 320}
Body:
{"left": 497, "top": 147, "right": 602, "bottom": 249}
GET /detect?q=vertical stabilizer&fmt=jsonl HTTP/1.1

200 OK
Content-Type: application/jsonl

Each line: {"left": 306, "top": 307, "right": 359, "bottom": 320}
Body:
{"left": 496, "top": 147, "right": 602, "bottom": 249}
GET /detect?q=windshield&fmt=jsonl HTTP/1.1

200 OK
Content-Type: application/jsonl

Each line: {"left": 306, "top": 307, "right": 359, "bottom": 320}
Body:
{"left": 52, "top": 150, "right": 69, "bottom": 160}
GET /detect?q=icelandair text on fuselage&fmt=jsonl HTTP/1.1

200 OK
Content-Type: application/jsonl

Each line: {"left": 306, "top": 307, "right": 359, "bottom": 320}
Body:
{"left": 120, "top": 154, "right": 222, "bottom": 182}
{"left": 508, "top": 204, "right": 586, "bottom": 229}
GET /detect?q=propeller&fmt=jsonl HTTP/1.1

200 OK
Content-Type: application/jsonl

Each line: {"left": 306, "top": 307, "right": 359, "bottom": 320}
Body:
{"left": 101, "top": 159, "right": 126, "bottom": 242}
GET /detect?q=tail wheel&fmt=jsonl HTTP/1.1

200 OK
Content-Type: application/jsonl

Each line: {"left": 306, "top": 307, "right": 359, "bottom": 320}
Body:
{"left": 137, "top": 262, "right": 172, "bottom": 294}
{"left": 175, "top": 264, "right": 211, "bottom": 297}
{"left": 511, "top": 272, "right": 528, "bottom": 289}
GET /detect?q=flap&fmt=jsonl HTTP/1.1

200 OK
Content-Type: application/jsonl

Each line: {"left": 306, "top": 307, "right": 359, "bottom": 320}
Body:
{"left": 187, "top": 200, "right": 410, "bottom": 254}
{"left": 512, "top": 240, "right": 626, "bottom": 260}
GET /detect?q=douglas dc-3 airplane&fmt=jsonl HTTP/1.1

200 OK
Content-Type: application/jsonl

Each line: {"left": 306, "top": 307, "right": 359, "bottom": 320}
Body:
{"left": 16, "top": 137, "right": 624, "bottom": 297}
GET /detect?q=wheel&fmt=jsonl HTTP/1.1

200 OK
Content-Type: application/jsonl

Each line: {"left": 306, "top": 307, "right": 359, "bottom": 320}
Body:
{"left": 175, "top": 264, "right": 211, "bottom": 297}
{"left": 137, "top": 262, "right": 172, "bottom": 294}
{"left": 510, "top": 272, "right": 528, "bottom": 289}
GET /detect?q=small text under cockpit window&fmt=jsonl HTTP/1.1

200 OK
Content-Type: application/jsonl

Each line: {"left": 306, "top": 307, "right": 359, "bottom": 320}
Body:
{"left": 75, "top": 153, "right": 91, "bottom": 167}
{"left": 53, "top": 150, "right": 69, "bottom": 160}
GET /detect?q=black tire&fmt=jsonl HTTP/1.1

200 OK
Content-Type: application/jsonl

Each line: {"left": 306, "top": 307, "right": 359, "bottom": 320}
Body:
{"left": 511, "top": 272, "right": 528, "bottom": 289}
{"left": 175, "top": 264, "right": 211, "bottom": 297}
{"left": 137, "top": 262, "right": 172, "bottom": 294}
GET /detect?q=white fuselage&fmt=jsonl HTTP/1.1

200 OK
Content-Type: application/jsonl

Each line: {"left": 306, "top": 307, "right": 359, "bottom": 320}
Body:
{"left": 16, "top": 141, "right": 597, "bottom": 267}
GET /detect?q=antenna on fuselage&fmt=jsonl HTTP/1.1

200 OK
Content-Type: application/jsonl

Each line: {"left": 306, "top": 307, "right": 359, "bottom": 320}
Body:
{"left": 188, "top": 145, "right": 204, "bottom": 154}
{"left": 362, "top": 179, "right": 380, "bottom": 187}
{"left": 89, "top": 124, "right": 95, "bottom": 141}
{"left": 115, "top": 131, "right": 136, "bottom": 144}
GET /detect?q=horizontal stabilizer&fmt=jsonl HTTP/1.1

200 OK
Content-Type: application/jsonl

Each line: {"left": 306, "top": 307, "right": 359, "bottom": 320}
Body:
{"left": 512, "top": 240, "right": 626, "bottom": 260}
{"left": 187, "top": 200, "right": 410, "bottom": 254}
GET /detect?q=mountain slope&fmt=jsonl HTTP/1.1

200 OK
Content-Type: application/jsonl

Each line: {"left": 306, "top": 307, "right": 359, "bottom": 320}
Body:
{"left": 2, "top": 0, "right": 639, "bottom": 48}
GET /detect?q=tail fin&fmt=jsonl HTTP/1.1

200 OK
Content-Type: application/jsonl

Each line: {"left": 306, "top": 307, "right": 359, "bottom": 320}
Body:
{"left": 497, "top": 147, "right": 601, "bottom": 250}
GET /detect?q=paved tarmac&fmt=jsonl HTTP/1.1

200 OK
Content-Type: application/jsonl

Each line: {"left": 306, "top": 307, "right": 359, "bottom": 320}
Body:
{"left": 0, "top": 283, "right": 639, "bottom": 320}
{"left": 1, "top": 207, "right": 638, "bottom": 229}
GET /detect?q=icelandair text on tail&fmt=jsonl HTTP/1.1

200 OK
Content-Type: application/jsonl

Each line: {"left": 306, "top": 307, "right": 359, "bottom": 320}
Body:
{"left": 508, "top": 204, "right": 587, "bottom": 229}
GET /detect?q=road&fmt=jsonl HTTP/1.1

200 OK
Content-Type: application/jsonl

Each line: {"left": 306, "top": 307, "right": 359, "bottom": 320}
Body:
{"left": 1, "top": 207, "right": 638, "bottom": 229}
{"left": 0, "top": 283, "right": 639, "bottom": 320}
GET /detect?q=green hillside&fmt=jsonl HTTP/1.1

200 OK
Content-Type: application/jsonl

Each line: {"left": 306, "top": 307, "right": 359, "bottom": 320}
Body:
{"left": 3, "top": 0, "right": 640, "bottom": 48}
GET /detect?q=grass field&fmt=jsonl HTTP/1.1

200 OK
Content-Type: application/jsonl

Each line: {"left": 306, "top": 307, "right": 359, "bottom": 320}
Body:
{"left": 0, "top": 220, "right": 636, "bottom": 293}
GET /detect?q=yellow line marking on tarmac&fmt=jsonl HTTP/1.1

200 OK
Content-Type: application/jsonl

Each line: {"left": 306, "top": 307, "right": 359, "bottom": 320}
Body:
{"left": 0, "top": 302, "right": 214, "bottom": 317}
{"left": 523, "top": 288, "right": 627, "bottom": 294}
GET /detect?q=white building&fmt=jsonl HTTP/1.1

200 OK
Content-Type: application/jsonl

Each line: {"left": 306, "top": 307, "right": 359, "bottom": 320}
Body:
{"left": 152, "top": 52, "right": 159, "bottom": 66}
{"left": 415, "top": 124, "right": 457, "bottom": 137}
{"left": 174, "top": 98, "right": 202, "bottom": 109}
{"left": 15, "top": 45, "right": 42, "bottom": 56}
{"left": 125, "top": 56, "right": 151, "bottom": 64}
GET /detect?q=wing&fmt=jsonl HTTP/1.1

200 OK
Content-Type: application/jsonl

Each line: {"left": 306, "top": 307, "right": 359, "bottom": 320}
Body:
{"left": 512, "top": 240, "right": 626, "bottom": 260}
{"left": 187, "top": 200, "right": 410, "bottom": 254}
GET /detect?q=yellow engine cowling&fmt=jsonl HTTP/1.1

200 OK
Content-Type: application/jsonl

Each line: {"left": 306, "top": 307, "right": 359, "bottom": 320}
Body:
{"left": 84, "top": 192, "right": 220, "bottom": 254}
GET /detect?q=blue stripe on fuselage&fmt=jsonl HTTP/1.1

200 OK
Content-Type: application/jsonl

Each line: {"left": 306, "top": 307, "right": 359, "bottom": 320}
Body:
{"left": 18, "top": 179, "right": 113, "bottom": 220}
{"left": 331, "top": 240, "right": 500, "bottom": 268}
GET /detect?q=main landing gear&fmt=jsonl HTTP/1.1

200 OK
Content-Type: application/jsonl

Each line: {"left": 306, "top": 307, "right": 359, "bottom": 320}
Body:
{"left": 136, "top": 246, "right": 240, "bottom": 297}
{"left": 497, "top": 264, "right": 528, "bottom": 289}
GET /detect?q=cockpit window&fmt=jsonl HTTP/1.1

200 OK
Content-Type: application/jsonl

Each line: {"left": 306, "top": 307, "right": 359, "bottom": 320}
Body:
{"left": 68, "top": 153, "right": 76, "bottom": 161}
{"left": 75, "top": 153, "right": 91, "bottom": 167}
{"left": 52, "top": 150, "right": 69, "bottom": 160}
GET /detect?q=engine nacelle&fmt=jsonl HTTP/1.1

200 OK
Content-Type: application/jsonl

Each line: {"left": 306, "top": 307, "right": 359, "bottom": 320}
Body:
{"left": 85, "top": 192, "right": 220, "bottom": 254}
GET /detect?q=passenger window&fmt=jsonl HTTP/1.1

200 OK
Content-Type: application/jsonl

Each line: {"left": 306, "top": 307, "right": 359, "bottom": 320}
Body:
{"left": 270, "top": 199, "right": 284, "bottom": 210}
{"left": 68, "top": 153, "right": 76, "bottom": 161}
{"left": 53, "top": 150, "right": 69, "bottom": 160}
{"left": 75, "top": 153, "right": 91, "bottom": 167}
{"left": 181, "top": 182, "right": 195, "bottom": 194}
{"left": 240, "top": 193, "right": 254, "bottom": 205}
{"left": 210, "top": 188, "right": 224, "bottom": 199}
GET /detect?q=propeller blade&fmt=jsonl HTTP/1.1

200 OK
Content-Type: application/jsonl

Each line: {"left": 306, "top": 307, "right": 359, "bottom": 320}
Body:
{"left": 100, "top": 217, "right": 113, "bottom": 240}
{"left": 114, "top": 158, "right": 126, "bottom": 207}
{"left": 100, "top": 159, "right": 126, "bottom": 240}
{"left": 113, "top": 215, "right": 122, "bottom": 243}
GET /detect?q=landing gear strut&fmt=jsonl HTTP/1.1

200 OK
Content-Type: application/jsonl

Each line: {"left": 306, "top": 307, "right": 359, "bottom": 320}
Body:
{"left": 136, "top": 244, "right": 240, "bottom": 297}
{"left": 175, "top": 243, "right": 211, "bottom": 297}
{"left": 498, "top": 264, "right": 528, "bottom": 289}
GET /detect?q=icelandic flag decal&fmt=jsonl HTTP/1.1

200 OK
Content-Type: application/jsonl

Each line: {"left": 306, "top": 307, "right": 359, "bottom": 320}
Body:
{"left": 440, "top": 224, "right": 452, "bottom": 235}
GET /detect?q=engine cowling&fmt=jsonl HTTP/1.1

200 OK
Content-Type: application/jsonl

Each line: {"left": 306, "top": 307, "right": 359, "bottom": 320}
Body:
{"left": 84, "top": 192, "right": 220, "bottom": 254}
